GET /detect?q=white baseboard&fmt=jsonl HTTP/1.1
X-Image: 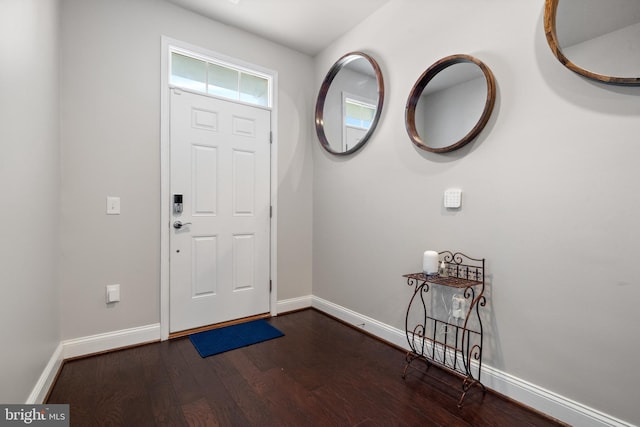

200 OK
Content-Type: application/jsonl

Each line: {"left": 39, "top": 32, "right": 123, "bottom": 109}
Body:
{"left": 311, "top": 296, "right": 633, "bottom": 427}
{"left": 31, "top": 302, "right": 634, "bottom": 427}
{"left": 61, "top": 323, "right": 161, "bottom": 360}
{"left": 30, "top": 324, "right": 160, "bottom": 403}
{"left": 276, "top": 295, "right": 313, "bottom": 314}
{"left": 480, "top": 365, "right": 633, "bottom": 427}
{"left": 312, "top": 296, "right": 407, "bottom": 348}
{"left": 27, "top": 343, "right": 64, "bottom": 404}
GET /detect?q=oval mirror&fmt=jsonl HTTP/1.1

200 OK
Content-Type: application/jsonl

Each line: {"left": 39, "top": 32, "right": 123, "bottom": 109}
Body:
{"left": 405, "top": 54, "right": 496, "bottom": 153}
{"left": 544, "top": 0, "right": 640, "bottom": 85}
{"left": 315, "top": 52, "right": 384, "bottom": 155}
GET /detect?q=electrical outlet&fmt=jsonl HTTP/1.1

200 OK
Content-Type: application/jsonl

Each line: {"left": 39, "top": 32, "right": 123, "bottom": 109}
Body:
{"left": 106, "top": 284, "right": 120, "bottom": 303}
{"left": 452, "top": 294, "right": 467, "bottom": 319}
{"left": 106, "top": 196, "right": 120, "bottom": 215}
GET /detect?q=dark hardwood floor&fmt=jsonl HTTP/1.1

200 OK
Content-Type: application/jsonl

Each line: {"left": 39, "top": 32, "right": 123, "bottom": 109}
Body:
{"left": 47, "top": 309, "right": 565, "bottom": 426}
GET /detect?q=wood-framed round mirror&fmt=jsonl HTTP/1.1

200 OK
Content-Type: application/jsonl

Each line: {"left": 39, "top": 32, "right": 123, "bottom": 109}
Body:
{"left": 544, "top": 0, "right": 640, "bottom": 86}
{"left": 315, "top": 52, "right": 384, "bottom": 155}
{"left": 405, "top": 54, "right": 496, "bottom": 154}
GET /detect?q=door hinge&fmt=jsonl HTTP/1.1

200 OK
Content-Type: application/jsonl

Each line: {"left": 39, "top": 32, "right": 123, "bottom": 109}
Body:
{"left": 269, "top": 280, "right": 272, "bottom": 292}
{"left": 269, "top": 131, "right": 273, "bottom": 144}
{"left": 270, "top": 205, "right": 272, "bottom": 218}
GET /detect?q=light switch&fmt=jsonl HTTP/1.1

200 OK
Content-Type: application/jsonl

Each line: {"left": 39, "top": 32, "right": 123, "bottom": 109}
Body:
{"left": 444, "top": 188, "right": 462, "bottom": 208}
{"left": 106, "top": 196, "right": 120, "bottom": 215}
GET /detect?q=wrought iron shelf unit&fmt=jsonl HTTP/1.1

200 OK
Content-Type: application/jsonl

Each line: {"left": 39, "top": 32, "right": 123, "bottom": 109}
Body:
{"left": 402, "top": 251, "right": 486, "bottom": 408}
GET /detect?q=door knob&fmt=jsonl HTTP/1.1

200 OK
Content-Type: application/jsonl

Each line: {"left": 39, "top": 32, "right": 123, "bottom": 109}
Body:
{"left": 173, "top": 221, "right": 192, "bottom": 230}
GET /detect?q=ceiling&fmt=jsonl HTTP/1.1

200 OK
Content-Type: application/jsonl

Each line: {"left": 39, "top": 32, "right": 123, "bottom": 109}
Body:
{"left": 166, "top": 0, "right": 390, "bottom": 56}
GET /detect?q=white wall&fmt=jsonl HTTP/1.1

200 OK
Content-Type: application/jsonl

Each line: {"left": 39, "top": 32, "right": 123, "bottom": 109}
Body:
{"left": 59, "top": 0, "right": 314, "bottom": 339}
{"left": 313, "top": 0, "right": 640, "bottom": 425}
{"left": 0, "top": 0, "right": 61, "bottom": 403}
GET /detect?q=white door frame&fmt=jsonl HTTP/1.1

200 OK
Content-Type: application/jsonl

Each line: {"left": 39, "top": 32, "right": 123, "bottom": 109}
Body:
{"left": 159, "top": 36, "right": 279, "bottom": 340}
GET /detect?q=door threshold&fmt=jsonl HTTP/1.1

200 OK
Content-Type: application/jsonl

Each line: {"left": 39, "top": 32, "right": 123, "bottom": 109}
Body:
{"left": 169, "top": 312, "right": 271, "bottom": 339}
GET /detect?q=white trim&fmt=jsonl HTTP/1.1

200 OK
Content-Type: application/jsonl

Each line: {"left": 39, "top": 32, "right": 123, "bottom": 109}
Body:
{"left": 312, "top": 296, "right": 405, "bottom": 347}
{"left": 26, "top": 343, "right": 64, "bottom": 404}
{"left": 160, "top": 37, "right": 171, "bottom": 341}
{"left": 311, "top": 296, "right": 634, "bottom": 427}
{"left": 29, "top": 325, "right": 160, "bottom": 402}
{"left": 269, "top": 67, "right": 279, "bottom": 319}
{"left": 31, "top": 301, "right": 635, "bottom": 426}
{"left": 167, "top": 85, "right": 271, "bottom": 111}
{"left": 160, "top": 36, "right": 279, "bottom": 338}
{"left": 61, "top": 324, "right": 161, "bottom": 360}
{"left": 480, "top": 366, "right": 634, "bottom": 427}
{"left": 276, "top": 295, "right": 313, "bottom": 314}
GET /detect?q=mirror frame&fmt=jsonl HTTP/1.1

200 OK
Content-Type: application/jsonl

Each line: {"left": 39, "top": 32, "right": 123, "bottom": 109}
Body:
{"left": 405, "top": 54, "right": 496, "bottom": 154}
{"left": 315, "top": 51, "right": 385, "bottom": 155}
{"left": 544, "top": 0, "right": 640, "bottom": 86}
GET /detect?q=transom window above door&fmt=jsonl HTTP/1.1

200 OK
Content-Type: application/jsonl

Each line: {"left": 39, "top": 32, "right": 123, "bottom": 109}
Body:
{"left": 170, "top": 50, "right": 272, "bottom": 108}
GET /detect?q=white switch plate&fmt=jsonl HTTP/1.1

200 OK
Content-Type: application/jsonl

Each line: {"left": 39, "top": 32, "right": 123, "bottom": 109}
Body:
{"left": 444, "top": 188, "right": 462, "bottom": 208}
{"left": 106, "top": 284, "right": 120, "bottom": 303}
{"left": 106, "top": 196, "right": 120, "bottom": 215}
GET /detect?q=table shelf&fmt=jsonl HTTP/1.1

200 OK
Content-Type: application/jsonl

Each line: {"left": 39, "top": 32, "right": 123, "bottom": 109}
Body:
{"left": 402, "top": 251, "right": 486, "bottom": 408}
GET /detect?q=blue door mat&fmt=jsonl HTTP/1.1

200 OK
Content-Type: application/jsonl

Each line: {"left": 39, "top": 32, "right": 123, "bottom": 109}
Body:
{"left": 189, "top": 319, "right": 284, "bottom": 358}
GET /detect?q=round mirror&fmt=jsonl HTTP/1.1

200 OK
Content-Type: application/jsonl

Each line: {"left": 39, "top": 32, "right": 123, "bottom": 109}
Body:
{"left": 315, "top": 52, "right": 384, "bottom": 155}
{"left": 405, "top": 54, "right": 496, "bottom": 153}
{"left": 544, "top": 0, "right": 640, "bottom": 85}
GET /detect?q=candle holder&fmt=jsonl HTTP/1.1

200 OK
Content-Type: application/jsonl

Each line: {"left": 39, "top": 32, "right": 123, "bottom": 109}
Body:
{"left": 422, "top": 250, "right": 439, "bottom": 276}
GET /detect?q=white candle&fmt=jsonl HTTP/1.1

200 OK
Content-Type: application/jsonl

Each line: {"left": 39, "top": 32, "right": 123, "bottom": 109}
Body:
{"left": 423, "top": 250, "right": 439, "bottom": 275}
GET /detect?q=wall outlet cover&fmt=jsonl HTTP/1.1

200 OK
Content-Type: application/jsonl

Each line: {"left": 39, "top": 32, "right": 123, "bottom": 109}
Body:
{"left": 106, "top": 284, "right": 120, "bottom": 303}
{"left": 106, "top": 196, "right": 121, "bottom": 215}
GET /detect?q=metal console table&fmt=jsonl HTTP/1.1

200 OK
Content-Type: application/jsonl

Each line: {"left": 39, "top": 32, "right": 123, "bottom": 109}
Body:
{"left": 402, "top": 251, "right": 486, "bottom": 407}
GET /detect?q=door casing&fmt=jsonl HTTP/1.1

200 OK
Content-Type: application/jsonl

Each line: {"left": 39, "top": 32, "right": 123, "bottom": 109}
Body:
{"left": 160, "top": 36, "right": 279, "bottom": 340}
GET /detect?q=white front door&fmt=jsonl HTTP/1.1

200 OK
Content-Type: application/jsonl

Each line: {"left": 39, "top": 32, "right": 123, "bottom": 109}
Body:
{"left": 169, "top": 89, "right": 271, "bottom": 333}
